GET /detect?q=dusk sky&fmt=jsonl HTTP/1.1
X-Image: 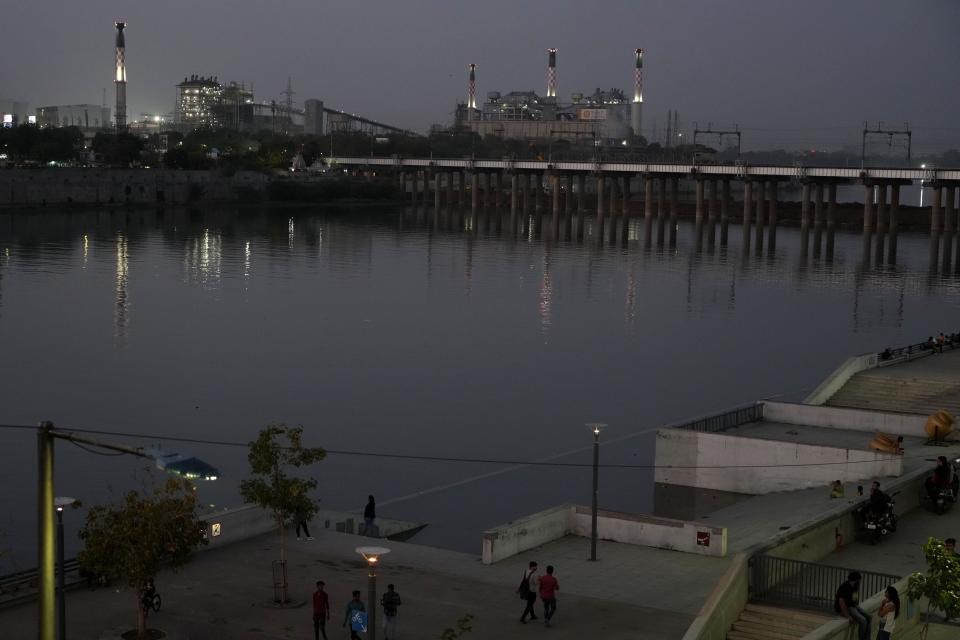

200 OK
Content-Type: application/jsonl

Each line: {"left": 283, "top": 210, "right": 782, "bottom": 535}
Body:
{"left": 3, "top": 0, "right": 959, "bottom": 151}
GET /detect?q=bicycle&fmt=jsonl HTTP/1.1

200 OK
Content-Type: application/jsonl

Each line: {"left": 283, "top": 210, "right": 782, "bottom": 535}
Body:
{"left": 141, "top": 590, "right": 162, "bottom": 614}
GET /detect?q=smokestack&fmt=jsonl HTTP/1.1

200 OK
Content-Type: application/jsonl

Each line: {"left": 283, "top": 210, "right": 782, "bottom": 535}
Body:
{"left": 546, "top": 48, "right": 557, "bottom": 98}
{"left": 114, "top": 21, "right": 127, "bottom": 132}
{"left": 631, "top": 48, "right": 644, "bottom": 140}
{"left": 468, "top": 63, "right": 477, "bottom": 119}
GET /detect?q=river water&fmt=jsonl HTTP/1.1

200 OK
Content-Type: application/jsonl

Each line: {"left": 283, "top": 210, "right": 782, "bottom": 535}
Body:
{"left": 1, "top": 205, "right": 958, "bottom": 568}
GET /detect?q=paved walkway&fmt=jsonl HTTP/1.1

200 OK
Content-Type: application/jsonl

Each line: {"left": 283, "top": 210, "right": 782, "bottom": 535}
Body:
{"left": 0, "top": 528, "right": 719, "bottom": 640}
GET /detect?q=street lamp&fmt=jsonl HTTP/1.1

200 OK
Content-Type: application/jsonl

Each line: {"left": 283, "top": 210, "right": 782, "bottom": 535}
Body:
{"left": 586, "top": 423, "right": 606, "bottom": 561}
{"left": 356, "top": 546, "right": 390, "bottom": 640}
{"left": 54, "top": 497, "right": 76, "bottom": 640}
{"left": 37, "top": 422, "right": 220, "bottom": 640}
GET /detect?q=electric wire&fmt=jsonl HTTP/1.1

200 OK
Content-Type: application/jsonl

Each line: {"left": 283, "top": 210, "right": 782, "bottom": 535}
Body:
{"left": 0, "top": 422, "right": 950, "bottom": 471}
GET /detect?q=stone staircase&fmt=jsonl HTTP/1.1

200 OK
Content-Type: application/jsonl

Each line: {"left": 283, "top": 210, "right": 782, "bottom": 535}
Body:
{"left": 827, "top": 375, "right": 960, "bottom": 417}
{"left": 726, "top": 604, "right": 833, "bottom": 640}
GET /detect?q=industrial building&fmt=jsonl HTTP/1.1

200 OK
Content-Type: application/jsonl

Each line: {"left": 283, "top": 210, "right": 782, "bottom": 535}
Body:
{"left": 175, "top": 75, "right": 224, "bottom": 129}
{"left": 456, "top": 48, "right": 645, "bottom": 145}
{"left": 0, "top": 99, "right": 32, "bottom": 127}
{"left": 35, "top": 105, "right": 111, "bottom": 130}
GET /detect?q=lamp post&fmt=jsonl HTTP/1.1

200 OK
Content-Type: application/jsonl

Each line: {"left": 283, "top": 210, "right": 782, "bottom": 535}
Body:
{"left": 37, "top": 421, "right": 220, "bottom": 640}
{"left": 586, "top": 423, "right": 606, "bottom": 561}
{"left": 356, "top": 546, "right": 390, "bottom": 640}
{"left": 54, "top": 497, "right": 76, "bottom": 640}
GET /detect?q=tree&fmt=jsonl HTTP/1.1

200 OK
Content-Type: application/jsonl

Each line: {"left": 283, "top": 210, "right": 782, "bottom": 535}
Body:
{"left": 439, "top": 614, "right": 474, "bottom": 640}
{"left": 78, "top": 478, "right": 207, "bottom": 639}
{"left": 906, "top": 537, "right": 960, "bottom": 639}
{"left": 239, "top": 424, "right": 326, "bottom": 604}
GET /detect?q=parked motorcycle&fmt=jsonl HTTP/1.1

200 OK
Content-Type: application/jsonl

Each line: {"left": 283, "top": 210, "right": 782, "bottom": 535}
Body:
{"left": 921, "top": 457, "right": 960, "bottom": 515}
{"left": 858, "top": 499, "right": 897, "bottom": 544}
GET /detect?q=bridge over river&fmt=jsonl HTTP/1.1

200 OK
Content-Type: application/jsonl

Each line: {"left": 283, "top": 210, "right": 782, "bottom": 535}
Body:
{"left": 334, "top": 156, "right": 960, "bottom": 271}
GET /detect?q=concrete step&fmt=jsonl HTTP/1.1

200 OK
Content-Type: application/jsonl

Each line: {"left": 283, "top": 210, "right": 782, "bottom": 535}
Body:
{"left": 742, "top": 603, "right": 834, "bottom": 625}
{"left": 738, "top": 612, "right": 819, "bottom": 633}
{"left": 732, "top": 620, "right": 808, "bottom": 639}
{"left": 728, "top": 631, "right": 778, "bottom": 640}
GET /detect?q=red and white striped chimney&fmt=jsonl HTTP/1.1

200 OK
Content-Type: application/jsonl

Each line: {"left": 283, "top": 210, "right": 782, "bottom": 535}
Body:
{"left": 546, "top": 48, "right": 557, "bottom": 98}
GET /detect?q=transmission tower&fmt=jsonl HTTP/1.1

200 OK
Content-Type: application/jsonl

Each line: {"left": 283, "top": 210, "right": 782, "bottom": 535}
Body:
{"left": 693, "top": 123, "right": 742, "bottom": 159}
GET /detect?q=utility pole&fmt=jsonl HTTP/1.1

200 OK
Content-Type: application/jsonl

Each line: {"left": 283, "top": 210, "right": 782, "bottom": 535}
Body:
{"left": 693, "top": 123, "right": 742, "bottom": 160}
{"left": 861, "top": 121, "right": 911, "bottom": 167}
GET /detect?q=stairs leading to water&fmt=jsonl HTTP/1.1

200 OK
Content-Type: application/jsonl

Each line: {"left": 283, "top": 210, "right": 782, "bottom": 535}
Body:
{"left": 726, "top": 604, "right": 833, "bottom": 640}
{"left": 827, "top": 374, "right": 960, "bottom": 417}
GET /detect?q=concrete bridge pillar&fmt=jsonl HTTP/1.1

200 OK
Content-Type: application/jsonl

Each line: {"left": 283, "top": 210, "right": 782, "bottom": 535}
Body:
{"left": 741, "top": 180, "right": 753, "bottom": 254}
{"left": 755, "top": 180, "right": 766, "bottom": 254}
{"left": 446, "top": 172, "right": 455, "bottom": 206}
{"left": 707, "top": 179, "right": 717, "bottom": 224}
{"left": 875, "top": 183, "right": 888, "bottom": 265}
{"left": 460, "top": 170, "right": 468, "bottom": 205}
{"left": 398, "top": 170, "right": 406, "bottom": 199}
{"left": 862, "top": 184, "right": 875, "bottom": 233}
{"left": 826, "top": 183, "right": 837, "bottom": 260}
{"left": 471, "top": 172, "right": 479, "bottom": 211}
{"left": 643, "top": 175, "right": 654, "bottom": 247}
{"left": 434, "top": 172, "right": 442, "bottom": 209}
{"left": 564, "top": 174, "right": 573, "bottom": 215}
{"left": 799, "top": 183, "right": 811, "bottom": 257}
{"left": 576, "top": 174, "right": 585, "bottom": 214}
{"left": 510, "top": 173, "right": 519, "bottom": 220}
{"left": 494, "top": 172, "right": 503, "bottom": 211}
{"left": 622, "top": 176, "right": 631, "bottom": 217}
{"left": 669, "top": 177, "right": 679, "bottom": 247}
{"left": 930, "top": 184, "right": 943, "bottom": 270}
{"left": 596, "top": 174, "right": 606, "bottom": 224}
{"left": 536, "top": 172, "right": 545, "bottom": 213}
{"left": 695, "top": 178, "right": 705, "bottom": 250}
{"left": 552, "top": 173, "right": 561, "bottom": 240}
{"left": 767, "top": 182, "right": 778, "bottom": 253}
{"left": 720, "top": 179, "right": 731, "bottom": 246}
{"left": 888, "top": 183, "right": 900, "bottom": 263}
{"left": 943, "top": 185, "right": 955, "bottom": 273}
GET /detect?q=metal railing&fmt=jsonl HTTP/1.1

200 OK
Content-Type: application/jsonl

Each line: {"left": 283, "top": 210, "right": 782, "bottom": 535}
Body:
{"left": 672, "top": 403, "right": 763, "bottom": 434}
{"left": 0, "top": 558, "right": 91, "bottom": 609}
{"left": 750, "top": 554, "right": 900, "bottom": 612}
{"left": 878, "top": 335, "right": 960, "bottom": 364}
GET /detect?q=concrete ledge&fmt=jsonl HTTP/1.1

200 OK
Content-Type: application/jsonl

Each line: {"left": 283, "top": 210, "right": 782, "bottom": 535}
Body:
{"left": 763, "top": 401, "right": 930, "bottom": 437}
{"left": 481, "top": 504, "right": 726, "bottom": 564}
{"left": 801, "top": 575, "right": 927, "bottom": 640}
{"left": 680, "top": 553, "right": 749, "bottom": 640}
{"left": 655, "top": 428, "right": 902, "bottom": 494}
{"left": 806, "top": 354, "right": 879, "bottom": 406}
{"left": 200, "top": 505, "right": 426, "bottom": 550}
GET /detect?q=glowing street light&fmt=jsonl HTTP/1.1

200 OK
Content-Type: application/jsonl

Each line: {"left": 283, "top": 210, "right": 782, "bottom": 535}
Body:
{"left": 586, "top": 423, "right": 606, "bottom": 561}
{"left": 37, "top": 422, "right": 220, "bottom": 640}
{"left": 356, "top": 546, "right": 390, "bottom": 640}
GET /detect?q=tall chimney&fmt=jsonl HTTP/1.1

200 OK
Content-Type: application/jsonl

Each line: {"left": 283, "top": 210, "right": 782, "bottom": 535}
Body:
{"left": 546, "top": 48, "right": 557, "bottom": 98}
{"left": 468, "top": 63, "right": 477, "bottom": 120}
{"left": 631, "top": 48, "right": 644, "bottom": 140}
{"left": 114, "top": 21, "right": 127, "bottom": 132}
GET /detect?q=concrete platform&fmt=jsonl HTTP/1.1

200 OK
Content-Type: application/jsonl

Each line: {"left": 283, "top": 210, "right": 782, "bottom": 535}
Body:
{"left": 0, "top": 527, "right": 724, "bottom": 640}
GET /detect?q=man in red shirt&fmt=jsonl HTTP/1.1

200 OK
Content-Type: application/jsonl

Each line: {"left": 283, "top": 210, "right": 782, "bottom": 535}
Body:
{"left": 538, "top": 565, "right": 559, "bottom": 627}
{"left": 313, "top": 580, "right": 330, "bottom": 640}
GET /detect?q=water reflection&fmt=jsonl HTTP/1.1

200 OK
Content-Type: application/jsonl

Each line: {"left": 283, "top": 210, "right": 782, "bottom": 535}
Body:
{"left": 184, "top": 228, "right": 222, "bottom": 288}
{"left": 114, "top": 234, "right": 129, "bottom": 339}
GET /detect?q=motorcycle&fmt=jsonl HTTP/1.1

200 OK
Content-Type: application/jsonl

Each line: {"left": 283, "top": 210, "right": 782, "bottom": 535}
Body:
{"left": 858, "top": 499, "right": 897, "bottom": 544}
{"left": 922, "top": 457, "right": 960, "bottom": 515}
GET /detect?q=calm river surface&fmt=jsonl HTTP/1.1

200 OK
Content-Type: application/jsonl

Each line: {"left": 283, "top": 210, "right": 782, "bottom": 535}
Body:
{"left": 1, "top": 205, "right": 958, "bottom": 567}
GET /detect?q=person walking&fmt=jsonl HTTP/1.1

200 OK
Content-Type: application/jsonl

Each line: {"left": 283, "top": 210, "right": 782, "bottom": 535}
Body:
{"left": 380, "top": 583, "right": 402, "bottom": 639}
{"left": 343, "top": 590, "right": 366, "bottom": 640}
{"left": 877, "top": 585, "right": 900, "bottom": 640}
{"left": 518, "top": 561, "right": 539, "bottom": 624}
{"left": 835, "top": 571, "right": 870, "bottom": 640}
{"left": 313, "top": 581, "right": 330, "bottom": 640}
{"left": 364, "top": 495, "right": 376, "bottom": 532}
{"left": 538, "top": 565, "right": 559, "bottom": 627}
{"left": 297, "top": 517, "right": 314, "bottom": 541}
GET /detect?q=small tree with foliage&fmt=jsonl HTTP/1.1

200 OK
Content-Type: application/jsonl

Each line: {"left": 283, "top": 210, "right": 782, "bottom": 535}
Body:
{"left": 240, "top": 424, "right": 325, "bottom": 604}
{"left": 439, "top": 614, "right": 474, "bottom": 640}
{"left": 906, "top": 537, "right": 960, "bottom": 638}
{"left": 78, "top": 478, "right": 207, "bottom": 639}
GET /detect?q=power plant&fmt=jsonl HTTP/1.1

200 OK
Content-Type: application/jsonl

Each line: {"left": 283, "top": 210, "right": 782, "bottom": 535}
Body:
{"left": 456, "top": 48, "right": 646, "bottom": 144}
{"left": 114, "top": 21, "right": 127, "bottom": 132}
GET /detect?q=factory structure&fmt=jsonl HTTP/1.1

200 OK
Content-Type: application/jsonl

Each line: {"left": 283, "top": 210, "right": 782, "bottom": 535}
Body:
{"left": 456, "top": 48, "right": 645, "bottom": 145}
{"left": 114, "top": 21, "right": 127, "bottom": 131}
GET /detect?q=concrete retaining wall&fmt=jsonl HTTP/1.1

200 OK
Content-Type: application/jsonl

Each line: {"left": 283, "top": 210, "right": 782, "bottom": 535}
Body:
{"left": 569, "top": 506, "right": 727, "bottom": 557}
{"left": 655, "top": 429, "right": 902, "bottom": 494}
{"left": 201, "top": 505, "right": 425, "bottom": 550}
{"left": 481, "top": 504, "right": 726, "bottom": 564}
{"left": 763, "top": 401, "right": 930, "bottom": 438}
{"left": 680, "top": 553, "right": 749, "bottom": 640}
{"left": 805, "top": 354, "right": 878, "bottom": 406}
{"left": 0, "top": 169, "right": 267, "bottom": 207}
{"left": 481, "top": 505, "right": 573, "bottom": 565}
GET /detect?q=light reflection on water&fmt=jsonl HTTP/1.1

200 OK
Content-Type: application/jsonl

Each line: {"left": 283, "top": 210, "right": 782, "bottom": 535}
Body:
{"left": 0, "top": 205, "right": 958, "bottom": 565}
